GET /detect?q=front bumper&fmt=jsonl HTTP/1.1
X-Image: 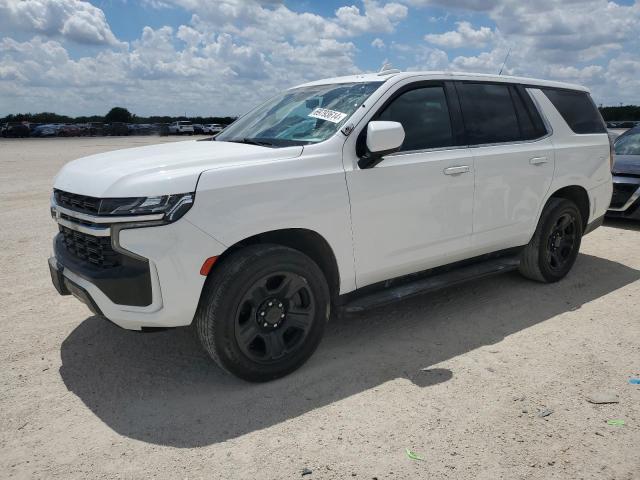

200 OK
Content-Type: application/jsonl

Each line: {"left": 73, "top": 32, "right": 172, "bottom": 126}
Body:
{"left": 49, "top": 257, "right": 103, "bottom": 316}
{"left": 607, "top": 175, "right": 640, "bottom": 220}
{"left": 50, "top": 204, "right": 226, "bottom": 330}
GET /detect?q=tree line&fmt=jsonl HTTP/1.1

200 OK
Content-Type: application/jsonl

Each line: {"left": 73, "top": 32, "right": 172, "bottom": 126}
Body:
{"left": 3, "top": 104, "right": 640, "bottom": 125}
{"left": 599, "top": 105, "right": 640, "bottom": 122}
{"left": 0, "top": 107, "right": 237, "bottom": 125}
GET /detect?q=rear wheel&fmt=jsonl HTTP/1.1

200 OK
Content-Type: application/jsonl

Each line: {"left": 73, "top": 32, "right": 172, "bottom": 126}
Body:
{"left": 519, "top": 198, "right": 583, "bottom": 283}
{"left": 195, "top": 244, "right": 330, "bottom": 382}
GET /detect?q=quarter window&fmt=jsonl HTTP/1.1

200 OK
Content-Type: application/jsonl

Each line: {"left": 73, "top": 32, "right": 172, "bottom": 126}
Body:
{"left": 541, "top": 88, "right": 606, "bottom": 134}
{"left": 377, "top": 86, "right": 455, "bottom": 151}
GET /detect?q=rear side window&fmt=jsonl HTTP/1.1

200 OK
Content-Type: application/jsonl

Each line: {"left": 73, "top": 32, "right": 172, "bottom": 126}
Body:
{"left": 456, "top": 83, "right": 521, "bottom": 145}
{"left": 511, "top": 87, "right": 548, "bottom": 140}
{"left": 541, "top": 88, "right": 606, "bottom": 134}
{"left": 377, "top": 86, "right": 454, "bottom": 151}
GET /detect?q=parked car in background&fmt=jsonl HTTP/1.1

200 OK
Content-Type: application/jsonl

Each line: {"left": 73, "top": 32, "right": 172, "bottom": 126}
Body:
{"left": 168, "top": 121, "right": 194, "bottom": 135}
{"left": 106, "top": 122, "right": 129, "bottom": 136}
{"left": 607, "top": 126, "right": 640, "bottom": 220}
{"left": 58, "top": 124, "right": 83, "bottom": 137}
{"left": 31, "top": 123, "right": 62, "bottom": 137}
{"left": 128, "top": 124, "right": 154, "bottom": 136}
{"left": 192, "top": 124, "right": 205, "bottom": 134}
{"left": 608, "top": 130, "right": 621, "bottom": 142}
{"left": 49, "top": 71, "right": 612, "bottom": 381}
{"left": 203, "top": 123, "right": 225, "bottom": 135}
{"left": 28, "top": 123, "right": 43, "bottom": 135}
{"left": 86, "top": 122, "right": 105, "bottom": 136}
{"left": 1, "top": 122, "right": 30, "bottom": 137}
{"left": 154, "top": 123, "right": 170, "bottom": 136}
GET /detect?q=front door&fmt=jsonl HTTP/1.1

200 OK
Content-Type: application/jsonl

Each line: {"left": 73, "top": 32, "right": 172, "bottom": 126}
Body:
{"left": 344, "top": 82, "right": 475, "bottom": 288}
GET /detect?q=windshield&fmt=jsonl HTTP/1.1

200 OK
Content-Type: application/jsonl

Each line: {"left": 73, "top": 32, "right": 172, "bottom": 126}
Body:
{"left": 217, "top": 81, "right": 383, "bottom": 147}
{"left": 615, "top": 130, "right": 640, "bottom": 155}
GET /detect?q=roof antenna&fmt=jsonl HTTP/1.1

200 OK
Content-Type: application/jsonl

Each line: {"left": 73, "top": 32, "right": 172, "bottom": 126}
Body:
{"left": 378, "top": 61, "right": 401, "bottom": 76}
{"left": 498, "top": 48, "right": 511, "bottom": 75}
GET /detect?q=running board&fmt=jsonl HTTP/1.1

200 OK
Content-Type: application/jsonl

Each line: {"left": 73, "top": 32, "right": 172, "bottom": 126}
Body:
{"left": 341, "top": 255, "right": 521, "bottom": 313}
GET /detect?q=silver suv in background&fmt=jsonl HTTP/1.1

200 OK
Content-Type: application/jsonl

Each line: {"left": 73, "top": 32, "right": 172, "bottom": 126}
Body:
{"left": 608, "top": 126, "right": 640, "bottom": 219}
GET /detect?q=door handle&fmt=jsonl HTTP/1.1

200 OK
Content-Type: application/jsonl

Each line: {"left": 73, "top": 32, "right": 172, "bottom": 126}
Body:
{"left": 529, "top": 156, "right": 548, "bottom": 165}
{"left": 443, "top": 165, "right": 470, "bottom": 175}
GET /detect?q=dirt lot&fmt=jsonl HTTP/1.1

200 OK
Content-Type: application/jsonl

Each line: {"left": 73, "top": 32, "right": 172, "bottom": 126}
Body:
{"left": 1, "top": 137, "right": 639, "bottom": 479}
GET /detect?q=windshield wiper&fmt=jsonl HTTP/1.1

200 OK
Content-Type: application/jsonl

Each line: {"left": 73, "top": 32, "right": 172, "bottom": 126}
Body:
{"left": 226, "top": 137, "right": 274, "bottom": 147}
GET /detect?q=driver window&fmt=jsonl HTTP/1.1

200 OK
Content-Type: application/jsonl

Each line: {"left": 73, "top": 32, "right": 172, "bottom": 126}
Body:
{"left": 378, "top": 86, "right": 454, "bottom": 152}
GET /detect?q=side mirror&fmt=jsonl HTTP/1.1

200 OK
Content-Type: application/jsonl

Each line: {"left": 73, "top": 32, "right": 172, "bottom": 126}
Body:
{"left": 358, "top": 121, "right": 405, "bottom": 169}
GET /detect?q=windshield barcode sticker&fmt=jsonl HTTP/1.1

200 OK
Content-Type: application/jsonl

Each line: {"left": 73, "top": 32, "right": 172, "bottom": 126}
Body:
{"left": 308, "top": 108, "right": 348, "bottom": 124}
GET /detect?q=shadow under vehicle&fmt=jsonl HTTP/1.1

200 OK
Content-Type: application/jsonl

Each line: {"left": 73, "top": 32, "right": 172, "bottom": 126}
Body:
{"left": 59, "top": 253, "right": 639, "bottom": 448}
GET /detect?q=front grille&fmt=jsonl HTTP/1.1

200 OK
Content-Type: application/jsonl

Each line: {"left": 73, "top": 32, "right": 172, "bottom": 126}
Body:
{"left": 610, "top": 183, "right": 639, "bottom": 209}
{"left": 54, "top": 189, "right": 101, "bottom": 215}
{"left": 59, "top": 225, "right": 120, "bottom": 268}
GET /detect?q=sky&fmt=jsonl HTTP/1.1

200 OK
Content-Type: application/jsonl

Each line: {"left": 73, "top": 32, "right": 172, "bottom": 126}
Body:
{"left": 0, "top": 0, "right": 638, "bottom": 117}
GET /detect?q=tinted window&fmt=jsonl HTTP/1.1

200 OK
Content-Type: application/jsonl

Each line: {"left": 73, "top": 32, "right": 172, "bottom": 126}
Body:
{"left": 457, "top": 83, "right": 521, "bottom": 144}
{"left": 511, "top": 87, "right": 547, "bottom": 140}
{"left": 615, "top": 129, "right": 640, "bottom": 155}
{"left": 541, "top": 88, "right": 606, "bottom": 134}
{"left": 377, "top": 86, "right": 454, "bottom": 151}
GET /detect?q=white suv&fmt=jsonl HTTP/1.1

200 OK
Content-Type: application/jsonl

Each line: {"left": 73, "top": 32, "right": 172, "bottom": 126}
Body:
{"left": 168, "top": 121, "right": 194, "bottom": 135}
{"left": 203, "top": 123, "right": 225, "bottom": 135}
{"left": 49, "top": 71, "right": 613, "bottom": 381}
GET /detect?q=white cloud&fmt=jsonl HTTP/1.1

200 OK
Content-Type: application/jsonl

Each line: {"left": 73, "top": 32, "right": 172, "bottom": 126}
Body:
{"left": 408, "top": 0, "right": 640, "bottom": 105}
{"left": 0, "top": 0, "right": 123, "bottom": 46}
{"left": 335, "top": 0, "right": 408, "bottom": 35}
{"left": 0, "top": 0, "right": 639, "bottom": 116}
{"left": 425, "top": 21, "right": 496, "bottom": 48}
{"left": 417, "top": 0, "right": 640, "bottom": 64}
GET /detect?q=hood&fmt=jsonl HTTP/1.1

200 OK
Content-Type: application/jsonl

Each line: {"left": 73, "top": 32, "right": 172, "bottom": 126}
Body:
{"left": 53, "top": 140, "right": 303, "bottom": 197}
{"left": 612, "top": 155, "right": 640, "bottom": 176}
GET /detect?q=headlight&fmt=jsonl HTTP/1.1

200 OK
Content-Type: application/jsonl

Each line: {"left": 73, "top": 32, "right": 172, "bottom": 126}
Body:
{"left": 99, "top": 192, "right": 195, "bottom": 222}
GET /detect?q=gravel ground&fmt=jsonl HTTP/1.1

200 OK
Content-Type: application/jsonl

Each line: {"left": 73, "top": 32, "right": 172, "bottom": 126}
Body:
{"left": 1, "top": 137, "right": 639, "bottom": 480}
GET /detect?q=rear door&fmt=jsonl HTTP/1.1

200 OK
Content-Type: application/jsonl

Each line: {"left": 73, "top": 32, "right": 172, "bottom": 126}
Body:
{"left": 455, "top": 82, "right": 555, "bottom": 252}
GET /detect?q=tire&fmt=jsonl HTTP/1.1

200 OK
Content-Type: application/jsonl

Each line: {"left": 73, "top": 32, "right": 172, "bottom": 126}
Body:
{"left": 195, "top": 244, "right": 330, "bottom": 382}
{"left": 519, "top": 198, "right": 584, "bottom": 283}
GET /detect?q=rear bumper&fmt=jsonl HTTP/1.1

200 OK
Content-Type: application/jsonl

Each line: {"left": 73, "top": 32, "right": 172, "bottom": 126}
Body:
{"left": 50, "top": 218, "right": 227, "bottom": 330}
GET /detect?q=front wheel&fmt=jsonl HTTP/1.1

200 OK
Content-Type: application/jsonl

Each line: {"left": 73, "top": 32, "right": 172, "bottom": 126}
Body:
{"left": 195, "top": 244, "right": 330, "bottom": 382}
{"left": 519, "top": 198, "right": 583, "bottom": 283}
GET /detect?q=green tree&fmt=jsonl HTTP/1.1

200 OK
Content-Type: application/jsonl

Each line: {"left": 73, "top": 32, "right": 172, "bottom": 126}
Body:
{"left": 104, "top": 107, "right": 133, "bottom": 123}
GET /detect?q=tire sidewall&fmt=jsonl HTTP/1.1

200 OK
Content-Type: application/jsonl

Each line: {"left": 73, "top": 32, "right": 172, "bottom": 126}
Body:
{"left": 537, "top": 201, "right": 583, "bottom": 282}
{"left": 203, "top": 247, "right": 330, "bottom": 381}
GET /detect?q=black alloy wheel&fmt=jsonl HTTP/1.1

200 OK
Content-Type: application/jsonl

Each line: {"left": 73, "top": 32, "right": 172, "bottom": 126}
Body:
{"left": 519, "top": 197, "right": 584, "bottom": 283}
{"left": 234, "top": 272, "right": 316, "bottom": 363}
{"left": 195, "top": 244, "right": 330, "bottom": 382}
{"left": 545, "top": 212, "right": 578, "bottom": 272}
